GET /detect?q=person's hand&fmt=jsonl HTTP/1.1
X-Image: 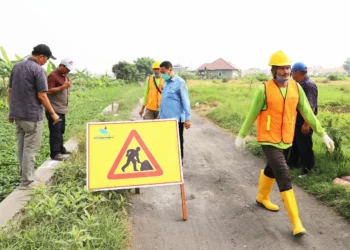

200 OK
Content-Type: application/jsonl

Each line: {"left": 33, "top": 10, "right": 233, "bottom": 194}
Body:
{"left": 235, "top": 136, "right": 246, "bottom": 151}
{"left": 51, "top": 113, "right": 60, "bottom": 125}
{"left": 184, "top": 120, "right": 191, "bottom": 129}
{"left": 301, "top": 123, "right": 310, "bottom": 135}
{"left": 139, "top": 108, "right": 144, "bottom": 117}
{"left": 62, "top": 80, "right": 72, "bottom": 89}
{"left": 8, "top": 116, "right": 14, "bottom": 123}
{"left": 322, "top": 134, "right": 335, "bottom": 152}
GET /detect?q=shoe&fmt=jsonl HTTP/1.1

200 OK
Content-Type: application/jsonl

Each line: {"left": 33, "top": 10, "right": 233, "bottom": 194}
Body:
{"left": 280, "top": 189, "right": 306, "bottom": 236}
{"left": 18, "top": 181, "right": 42, "bottom": 190}
{"left": 303, "top": 167, "right": 313, "bottom": 175}
{"left": 62, "top": 147, "right": 72, "bottom": 154}
{"left": 256, "top": 169, "right": 279, "bottom": 212}
{"left": 52, "top": 153, "right": 69, "bottom": 161}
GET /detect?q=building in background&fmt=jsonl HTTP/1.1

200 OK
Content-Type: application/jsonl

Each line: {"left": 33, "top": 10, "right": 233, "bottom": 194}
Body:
{"left": 197, "top": 58, "right": 240, "bottom": 79}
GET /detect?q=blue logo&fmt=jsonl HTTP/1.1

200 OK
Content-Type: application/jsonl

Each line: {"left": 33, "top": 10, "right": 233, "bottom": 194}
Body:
{"left": 99, "top": 127, "right": 108, "bottom": 135}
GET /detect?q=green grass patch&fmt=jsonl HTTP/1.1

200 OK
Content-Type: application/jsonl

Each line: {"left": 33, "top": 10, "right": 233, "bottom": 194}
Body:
{"left": 0, "top": 84, "right": 143, "bottom": 249}
{"left": 188, "top": 79, "right": 350, "bottom": 220}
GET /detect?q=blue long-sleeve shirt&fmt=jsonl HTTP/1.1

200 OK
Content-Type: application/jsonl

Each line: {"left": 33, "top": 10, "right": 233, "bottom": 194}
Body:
{"left": 159, "top": 75, "right": 191, "bottom": 122}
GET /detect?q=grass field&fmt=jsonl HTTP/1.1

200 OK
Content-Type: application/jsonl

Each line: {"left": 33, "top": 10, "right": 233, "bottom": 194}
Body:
{"left": 188, "top": 77, "right": 350, "bottom": 219}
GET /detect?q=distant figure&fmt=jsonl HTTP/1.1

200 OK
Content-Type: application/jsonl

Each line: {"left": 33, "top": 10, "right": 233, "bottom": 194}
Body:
{"left": 46, "top": 57, "right": 74, "bottom": 161}
{"left": 159, "top": 61, "right": 191, "bottom": 160}
{"left": 139, "top": 61, "right": 164, "bottom": 120}
{"left": 288, "top": 62, "right": 318, "bottom": 175}
{"left": 121, "top": 147, "right": 141, "bottom": 172}
{"left": 8, "top": 44, "right": 59, "bottom": 190}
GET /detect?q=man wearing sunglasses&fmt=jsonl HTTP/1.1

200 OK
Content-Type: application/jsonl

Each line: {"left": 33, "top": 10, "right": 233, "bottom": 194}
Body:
{"left": 46, "top": 57, "right": 74, "bottom": 161}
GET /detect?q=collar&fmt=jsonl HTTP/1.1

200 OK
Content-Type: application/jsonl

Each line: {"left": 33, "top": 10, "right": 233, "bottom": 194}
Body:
{"left": 168, "top": 74, "right": 177, "bottom": 82}
{"left": 28, "top": 57, "right": 40, "bottom": 65}
{"left": 300, "top": 75, "right": 309, "bottom": 85}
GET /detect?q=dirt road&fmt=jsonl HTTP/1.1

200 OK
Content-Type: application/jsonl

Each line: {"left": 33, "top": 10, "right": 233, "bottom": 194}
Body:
{"left": 128, "top": 106, "right": 350, "bottom": 250}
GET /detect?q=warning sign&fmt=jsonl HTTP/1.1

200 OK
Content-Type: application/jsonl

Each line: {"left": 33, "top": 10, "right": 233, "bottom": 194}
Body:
{"left": 87, "top": 119, "right": 183, "bottom": 191}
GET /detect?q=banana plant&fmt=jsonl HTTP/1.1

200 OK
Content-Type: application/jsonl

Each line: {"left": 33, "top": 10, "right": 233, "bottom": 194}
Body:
{"left": 46, "top": 60, "right": 57, "bottom": 76}
{"left": 0, "top": 46, "right": 28, "bottom": 89}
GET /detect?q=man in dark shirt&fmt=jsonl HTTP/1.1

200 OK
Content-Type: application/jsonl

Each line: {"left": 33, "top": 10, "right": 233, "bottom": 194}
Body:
{"left": 46, "top": 57, "right": 74, "bottom": 160}
{"left": 8, "top": 44, "right": 59, "bottom": 189}
{"left": 288, "top": 62, "right": 318, "bottom": 174}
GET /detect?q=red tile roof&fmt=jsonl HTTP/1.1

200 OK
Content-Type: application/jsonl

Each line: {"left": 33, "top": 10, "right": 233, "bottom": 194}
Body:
{"left": 197, "top": 58, "right": 239, "bottom": 70}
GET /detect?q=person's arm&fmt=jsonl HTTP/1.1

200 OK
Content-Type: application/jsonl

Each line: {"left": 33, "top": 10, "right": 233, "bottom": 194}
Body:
{"left": 139, "top": 78, "right": 150, "bottom": 116}
{"left": 47, "top": 75, "right": 70, "bottom": 94}
{"left": 136, "top": 154, "right": 141, "bottom": 163}
{"left": 157, "top": 79, "right": 163, "bottom": 111}
{"left": 180, "top": 81, "right": 191, "bottom": 128}
{"left": 7, "top": 70, "right": 14, "bottom": 122}
{"left": 297, "top": 84, "right": 325, "bottom": 137}
{"left": 238, "top": 85, "right": 265, "bottom": 138}
{"left": 301, "top": 83, "right": 317, "bottom": 132}
{"left": 37, "top": 92, "right": 59, "bottom": 124}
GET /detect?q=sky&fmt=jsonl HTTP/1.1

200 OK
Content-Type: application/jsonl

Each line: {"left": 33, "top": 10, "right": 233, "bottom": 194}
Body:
{"left": 1, "top": 0, "right": 349, "bottom": 74}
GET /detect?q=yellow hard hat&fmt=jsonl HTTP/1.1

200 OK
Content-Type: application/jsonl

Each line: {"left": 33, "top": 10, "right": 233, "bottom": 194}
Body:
{"left": 152, "top": 61, "right": 161, "bottom": 69}
{"left": 268, "top": 50, "right": 292, "bottom": 66}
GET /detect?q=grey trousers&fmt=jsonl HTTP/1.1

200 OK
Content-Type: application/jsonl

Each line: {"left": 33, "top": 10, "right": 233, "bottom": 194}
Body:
{"left": 143, "top": 109, "right": 159, "bottom": 120}
{"left": 262, "top": 145, "right": 293, "bottom": 192}
{"left": 15, "top": 119, "right": 43, "bottom": 186}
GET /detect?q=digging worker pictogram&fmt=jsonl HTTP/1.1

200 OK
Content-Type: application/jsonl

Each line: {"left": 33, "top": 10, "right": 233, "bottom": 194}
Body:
{"left": 121, "top": 147, "right": 141, "bottom": 172}
{"left": 235, "top": 50, "right": 335, "bottom": 236}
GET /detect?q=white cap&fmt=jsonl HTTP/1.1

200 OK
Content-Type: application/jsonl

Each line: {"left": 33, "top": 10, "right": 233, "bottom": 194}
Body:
{"left": 60, "top": 57, "right": 74, "bottom": 71}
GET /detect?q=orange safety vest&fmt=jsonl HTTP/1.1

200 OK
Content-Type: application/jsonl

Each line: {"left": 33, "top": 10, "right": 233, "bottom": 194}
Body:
{"left": 146, "top": 76, "right": 164, "bottom": 111}
{"left": 257, "top": 80, "right": 299, "bottom": 144}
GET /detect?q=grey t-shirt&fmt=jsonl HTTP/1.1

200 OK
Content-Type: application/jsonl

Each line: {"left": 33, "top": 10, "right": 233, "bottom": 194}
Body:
{"left": 9, "top": 58, "right": 48, "bottom": 121}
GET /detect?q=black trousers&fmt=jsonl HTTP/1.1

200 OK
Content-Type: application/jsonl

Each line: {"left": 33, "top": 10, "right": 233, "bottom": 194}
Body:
{"left": 262, "top": 145, "right": 293, "bottom": 192}
{"left": 288, "top": 126, "right": 315, "bottom": 171}
{"left": 179, "top": 122, "right": 184, "bottom": 159}
{"left": 45, "top": 111, "right": 67, "bottom": 159}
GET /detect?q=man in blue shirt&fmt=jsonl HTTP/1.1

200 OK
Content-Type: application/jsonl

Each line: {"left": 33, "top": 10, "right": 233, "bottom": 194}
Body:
{"left": 288, "top": 62, "right": 318, "bottom": 174}
{"left": 159, "top": 61, "right": 191, "bottom": 160}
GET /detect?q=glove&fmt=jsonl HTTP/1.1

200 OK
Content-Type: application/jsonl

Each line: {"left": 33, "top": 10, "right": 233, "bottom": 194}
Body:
{"left": 235, "top": 136, "right": 246, "bottom": 151}
{"left": 322, "top": 134, "right": 335, "bottom": 152}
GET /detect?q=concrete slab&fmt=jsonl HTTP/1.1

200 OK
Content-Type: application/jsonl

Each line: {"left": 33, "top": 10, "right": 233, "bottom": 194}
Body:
{"left": 102, "top": 102, "right": 119, "bottom": 114}
{"left": 0, "top": 138, "right": 78, "bottom": 227}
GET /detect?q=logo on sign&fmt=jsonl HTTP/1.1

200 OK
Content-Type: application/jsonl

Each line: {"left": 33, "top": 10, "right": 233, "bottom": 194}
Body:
{"left": 94, "top": 126, "right": 114, "bottom": 140}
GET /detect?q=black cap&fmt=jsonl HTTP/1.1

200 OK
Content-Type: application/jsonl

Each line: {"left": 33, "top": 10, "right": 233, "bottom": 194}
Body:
{"left": 32, "top": 44, "right": 56, "bottom": 60}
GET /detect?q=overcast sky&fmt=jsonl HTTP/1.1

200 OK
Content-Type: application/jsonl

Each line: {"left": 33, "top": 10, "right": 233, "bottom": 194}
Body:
{"left": 1, "top": 0, "right": 348, "bottom": 74}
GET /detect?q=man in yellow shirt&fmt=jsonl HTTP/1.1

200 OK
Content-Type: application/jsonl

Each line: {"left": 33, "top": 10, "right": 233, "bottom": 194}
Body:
{"left": 139, "top": 61, "right": 164, "bottom": 119}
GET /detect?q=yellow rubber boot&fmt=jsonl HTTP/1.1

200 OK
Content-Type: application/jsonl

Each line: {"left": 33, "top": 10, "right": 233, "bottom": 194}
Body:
{"left": 280, "top": 189, "right": 306, "bottom": 236}
{"left": 256, "top": 169, "right": 279, "bottom": 212}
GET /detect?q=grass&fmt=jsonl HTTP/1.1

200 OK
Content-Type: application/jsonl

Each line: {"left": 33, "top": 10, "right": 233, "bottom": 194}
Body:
{"left": 188, "top": 78, "right": 350, "bottom": 220}
{"left": 0, "top": 84, "right": 143, "bottom": 202}
{"left": 0, "top": 83, "right": 143, "bottom": 249}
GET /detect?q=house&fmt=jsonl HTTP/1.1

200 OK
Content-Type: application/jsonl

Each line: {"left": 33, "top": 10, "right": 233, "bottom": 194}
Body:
{"left": 173, "top": 64, "right": 188, "bottom": 74}
{"left": 197, "top": 58, "right": 240, "bottom": 79}
{"left": 313, "top": 66, "right": 346, "bottom": 76}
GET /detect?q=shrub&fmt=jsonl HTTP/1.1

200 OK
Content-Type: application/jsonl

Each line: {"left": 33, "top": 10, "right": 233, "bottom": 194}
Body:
{"left": 328, "top": 74, "right": 346, "bottom": 81}
{"left": 255, "top": 73, "right": 269, "bottom": 82}
{"left": 222, "top": 78, "right": 228, "bottom": 83}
